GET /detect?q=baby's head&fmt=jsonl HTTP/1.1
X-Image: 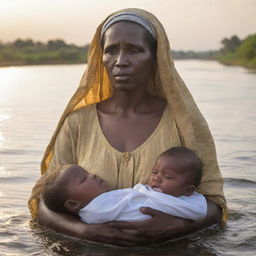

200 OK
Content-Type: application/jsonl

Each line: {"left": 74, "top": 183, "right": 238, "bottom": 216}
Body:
{"left": 148, "top": 147, "right": 202, "bottom": 197}
{"left": 42, "top": 165, "right": 109, "bottom": 214}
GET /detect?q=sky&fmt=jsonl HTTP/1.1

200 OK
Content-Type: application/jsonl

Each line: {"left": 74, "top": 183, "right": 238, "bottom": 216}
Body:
{"left": 0, "top": 0, "right": 255, "bottom": 51}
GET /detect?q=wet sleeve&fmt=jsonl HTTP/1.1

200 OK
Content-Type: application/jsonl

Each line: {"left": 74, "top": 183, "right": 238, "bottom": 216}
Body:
{"left": 46, "top": 116, "right": 77, "bottom": 173}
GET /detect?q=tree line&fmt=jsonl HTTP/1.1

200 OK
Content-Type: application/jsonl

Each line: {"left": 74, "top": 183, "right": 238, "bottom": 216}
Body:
{"left": 0, "top": 39, "right": 89, "bottom": 66}
{"left": 0, "top": 34, "right": 255, "bottom": 68}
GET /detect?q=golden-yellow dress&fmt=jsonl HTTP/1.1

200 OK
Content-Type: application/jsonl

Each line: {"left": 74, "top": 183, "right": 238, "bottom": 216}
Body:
{"left": 28, "top": 8, "right": 227, "bottom": 224}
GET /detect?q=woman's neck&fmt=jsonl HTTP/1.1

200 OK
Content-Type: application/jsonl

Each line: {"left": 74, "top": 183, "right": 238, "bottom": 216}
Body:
{"left": 113, "top": 90, "right": 150, "bottom": 112}
{"left": 98, "top": 90, "right": 166, "bottom": 115}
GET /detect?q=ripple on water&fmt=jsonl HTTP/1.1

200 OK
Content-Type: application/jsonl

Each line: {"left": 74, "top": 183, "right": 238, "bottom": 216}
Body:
{"left": 224, "top": 178, "right": 256, "bottom": 188}
{"left": 1, "top": 63, "right": 256, "bottom": 256}
{"left": 0, "top": 113, "right": 11, "bottom": 122}
{"left": 1, "top": 215, "right": 224, "bottom": 256}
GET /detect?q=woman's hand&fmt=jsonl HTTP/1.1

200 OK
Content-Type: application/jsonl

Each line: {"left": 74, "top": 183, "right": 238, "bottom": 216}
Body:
{"left": 38, "top": 199, "right": 221, "bottom": 246}
{"left": 109, "top": 207, "right": 189, "bottom": 244}
{"left": 109, "top": 199, "right": 222, "bottom": 244}
{"left": 38, "top": 199, "right": 144, "bottom": 246}
{"left": 84, "top": 223, "right": 146, "bottom": 246}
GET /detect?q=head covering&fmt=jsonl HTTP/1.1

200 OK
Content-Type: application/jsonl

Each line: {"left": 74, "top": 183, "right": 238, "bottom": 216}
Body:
{"left": 101, "top": 12, "right": 156, "bottom": 40}
{"left": 29, "top": 8, "right": 227, "bottom": 223}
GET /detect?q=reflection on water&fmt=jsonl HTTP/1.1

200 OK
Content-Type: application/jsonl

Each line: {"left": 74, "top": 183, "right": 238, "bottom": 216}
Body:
{"left": 0, "top": 61, "right": 255, "bottom": 255}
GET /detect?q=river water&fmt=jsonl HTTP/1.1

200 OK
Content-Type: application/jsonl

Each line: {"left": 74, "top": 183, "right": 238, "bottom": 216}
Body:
{"left": 0, "top": 60, "right": 255, "bottom": 256}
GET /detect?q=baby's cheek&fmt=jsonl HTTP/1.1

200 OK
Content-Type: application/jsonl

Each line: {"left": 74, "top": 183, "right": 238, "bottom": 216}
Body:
{"left": 147, "top": 176, "right": 153, "bottom": 185}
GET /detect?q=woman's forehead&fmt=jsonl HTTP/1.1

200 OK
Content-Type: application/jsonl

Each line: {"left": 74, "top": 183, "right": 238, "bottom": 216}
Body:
{"left": 103, "top": 22, "right": 147, "bottom": 45}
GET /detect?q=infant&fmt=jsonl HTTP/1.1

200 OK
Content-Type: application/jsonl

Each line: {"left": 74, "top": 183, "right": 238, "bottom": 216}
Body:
{"left": 42, "top": 147, "right": 207, "bottom": 223}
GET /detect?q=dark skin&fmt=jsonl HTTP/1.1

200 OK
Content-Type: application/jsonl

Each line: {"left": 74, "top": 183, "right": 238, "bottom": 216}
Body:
{"left": 38, "top": 21, "right": 222, "bottom": 246}
{"left": 98, "top": 21, "right": 166, "bottom": 153}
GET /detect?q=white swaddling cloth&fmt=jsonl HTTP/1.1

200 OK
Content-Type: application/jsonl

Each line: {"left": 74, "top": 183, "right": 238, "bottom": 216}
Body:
{"left": 79, "top": 184, "right": 207, "bottom": 224}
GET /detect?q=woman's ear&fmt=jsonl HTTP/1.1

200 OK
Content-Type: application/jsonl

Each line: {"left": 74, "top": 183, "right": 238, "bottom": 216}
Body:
{"left": 64, "top": 200, "right": 81, "bottom": 213}
{"left": 183, "top": 185, "right": 195, "bottom": 196}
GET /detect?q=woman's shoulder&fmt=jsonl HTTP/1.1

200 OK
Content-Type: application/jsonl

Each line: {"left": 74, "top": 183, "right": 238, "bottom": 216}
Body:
{"left": 67, "top": 103, "right": 97, "bottom": 121}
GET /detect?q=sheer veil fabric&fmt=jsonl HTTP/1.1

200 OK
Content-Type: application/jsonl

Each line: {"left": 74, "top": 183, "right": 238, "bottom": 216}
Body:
{"left": 29, "top": 8, "right": 227, "bottom": 223}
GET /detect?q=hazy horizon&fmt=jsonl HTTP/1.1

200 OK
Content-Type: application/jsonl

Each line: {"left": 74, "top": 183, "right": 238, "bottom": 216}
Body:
{"left": 1, "top": 0, "right": 255, "bottom": 51}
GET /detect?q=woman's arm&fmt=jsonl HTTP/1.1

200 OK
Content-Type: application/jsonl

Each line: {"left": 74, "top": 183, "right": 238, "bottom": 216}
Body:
{"left": 109, "top": 199, "right": 222, "bottom": 244}
{"left": 38, "top": 199, "right": 145, "bottom": 246}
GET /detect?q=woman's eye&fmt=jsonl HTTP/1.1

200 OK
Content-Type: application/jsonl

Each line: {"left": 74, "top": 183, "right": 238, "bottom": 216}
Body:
{"left": 130, "top": 47, "right": 143, "bottom": 53}
{"left": 104, "top": 47, "right": 116, "bottom": 55}
{"left": 130, "top": 48, "right": 139, "bottom": 53}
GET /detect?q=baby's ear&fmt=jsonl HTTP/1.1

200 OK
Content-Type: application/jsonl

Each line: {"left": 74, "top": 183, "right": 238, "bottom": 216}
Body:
{"left": 184, "top": 185, "right": 195, "bottom": 196}
{"left": 65, "top": 200, "right": 80, "bottom": 213}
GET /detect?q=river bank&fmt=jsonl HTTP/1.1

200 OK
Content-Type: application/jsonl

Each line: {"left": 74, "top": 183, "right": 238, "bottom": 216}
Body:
{"left": 217, "top": 34, "right": 256, "bottom": 69}
{"left": 218, "top": 56, "right": 256, "bottom": 69}
{"left": 0, "top": 39, "right": 88, "bottom": 67}
{"left": 1, "top": 35, "right": 255, "bottom": 69}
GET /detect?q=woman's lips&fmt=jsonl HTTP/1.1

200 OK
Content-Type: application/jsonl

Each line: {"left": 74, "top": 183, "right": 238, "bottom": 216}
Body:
{"left": 114, "top": 75, "right": 131, "bottom": 81}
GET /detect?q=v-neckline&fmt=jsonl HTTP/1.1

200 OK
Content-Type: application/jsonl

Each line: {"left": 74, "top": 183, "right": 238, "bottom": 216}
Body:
{"left": 94, "top": 104, "right": 168, "bottom": 155}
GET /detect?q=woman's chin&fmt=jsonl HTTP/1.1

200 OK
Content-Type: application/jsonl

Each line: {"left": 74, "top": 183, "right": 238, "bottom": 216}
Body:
{"left": 113, "top": 82, "right": 136, "bottom": 91}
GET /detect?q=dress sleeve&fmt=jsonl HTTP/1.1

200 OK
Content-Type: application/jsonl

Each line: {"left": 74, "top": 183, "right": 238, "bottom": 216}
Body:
{"left": 46, "top": 116, "right": 77, "bottom": 173}
{"left": 28, "top": 116, "right": 77, "bottom": 219}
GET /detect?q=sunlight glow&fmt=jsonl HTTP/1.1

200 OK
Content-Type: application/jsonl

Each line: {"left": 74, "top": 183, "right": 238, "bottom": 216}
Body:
{"left": 0, "top": 0, "right": 255, "bottom": 50}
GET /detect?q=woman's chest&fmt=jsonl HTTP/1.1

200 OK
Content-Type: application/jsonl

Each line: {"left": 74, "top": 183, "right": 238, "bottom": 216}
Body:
{"left": 97, "top": 112, "right": 165, "bottom": 153}
{"left": 74, "top": 111, "right": 181, "bottom": 189}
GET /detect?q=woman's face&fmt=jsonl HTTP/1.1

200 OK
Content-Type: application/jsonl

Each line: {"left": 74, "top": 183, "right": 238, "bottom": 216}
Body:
{"left": 102, "top": 21, "right": 155, "bottom": 92}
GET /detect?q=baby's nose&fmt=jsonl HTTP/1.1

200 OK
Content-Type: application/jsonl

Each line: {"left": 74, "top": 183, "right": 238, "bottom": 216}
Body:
{"left": 153, "top": 174, "right": 162, "bottom": 182}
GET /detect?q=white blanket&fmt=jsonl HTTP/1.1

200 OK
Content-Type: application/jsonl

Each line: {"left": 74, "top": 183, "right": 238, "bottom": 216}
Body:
{"left": 79, "top": 184, "right": 207, "bottom": 224}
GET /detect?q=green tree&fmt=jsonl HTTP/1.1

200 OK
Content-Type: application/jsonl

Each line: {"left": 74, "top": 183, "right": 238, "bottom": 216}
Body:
{"left": 221, "top": 35, "right": 242, "bottom": 53}
{"left": 47, "top": 39, "right": 67, "bottom": 50}
{"left": 236, "top": 34, "right": 256, "bottom": 60}
{"left": 13, "top": 39, "right": 34, "bottom": 48}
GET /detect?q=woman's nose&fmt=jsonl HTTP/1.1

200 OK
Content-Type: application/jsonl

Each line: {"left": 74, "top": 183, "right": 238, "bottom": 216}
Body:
{"left": 116, "top": 51, "right": 129, "bottom": 66}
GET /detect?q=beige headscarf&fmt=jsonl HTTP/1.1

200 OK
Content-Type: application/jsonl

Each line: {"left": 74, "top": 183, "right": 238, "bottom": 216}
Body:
{"left": 29, "top": 8, "right": 227, "bottom": 223}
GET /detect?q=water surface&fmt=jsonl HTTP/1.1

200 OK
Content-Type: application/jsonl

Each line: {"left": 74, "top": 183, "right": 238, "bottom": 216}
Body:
{"left": 0, "top": 61, "right": 255, "bottom": 255}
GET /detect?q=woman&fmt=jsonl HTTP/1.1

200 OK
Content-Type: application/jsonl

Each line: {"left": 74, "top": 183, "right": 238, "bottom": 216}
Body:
{"left": 29, "top": 8, "right": 227, "bottom": 246}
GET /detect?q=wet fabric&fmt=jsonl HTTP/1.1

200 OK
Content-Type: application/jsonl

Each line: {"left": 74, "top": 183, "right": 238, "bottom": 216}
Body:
{"left": 28, "top": 8, "right": 227, "bottom": 223}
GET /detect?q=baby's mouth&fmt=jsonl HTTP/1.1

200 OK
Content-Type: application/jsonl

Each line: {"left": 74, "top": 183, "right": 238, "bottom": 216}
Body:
{"left": 152, "top": 187, "right": 162, "bottom": 193}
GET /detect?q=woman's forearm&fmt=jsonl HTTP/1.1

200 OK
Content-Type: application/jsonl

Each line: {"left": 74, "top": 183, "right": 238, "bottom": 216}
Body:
{"left": 38, "top": 199, "right": 144, "bottom": 246}
{"left": 109, "top": 199, "right": 222, "bottom": 245}
{"left": 38, "top": 199, "right": 88, "bottom": 238}
{"left": 180, "top": 199, "right": 222, "bottom": 235}
{"left": 37, "top": 198, "right": 222, "bottom": 245}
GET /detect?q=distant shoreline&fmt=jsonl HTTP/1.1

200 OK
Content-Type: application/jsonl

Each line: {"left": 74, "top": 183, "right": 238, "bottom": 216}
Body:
{"left": 0, "top": 60, "right": 86, "bottom": 68}
{"left": 1, "top": 34, "right": 255, "bottom": 69}
{"left": 0, "top": 58, "right": 217, "bottom": 68}
{"left": 1, "top": 59, "right": 255, "bottom": 70}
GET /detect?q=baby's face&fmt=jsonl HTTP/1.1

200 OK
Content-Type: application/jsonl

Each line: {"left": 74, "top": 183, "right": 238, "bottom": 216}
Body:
{"left": 148, "top": 155, "right": 192, "bottom": 197}
{"left": 63, "top": 166, "right": 109, "bottom": 208}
